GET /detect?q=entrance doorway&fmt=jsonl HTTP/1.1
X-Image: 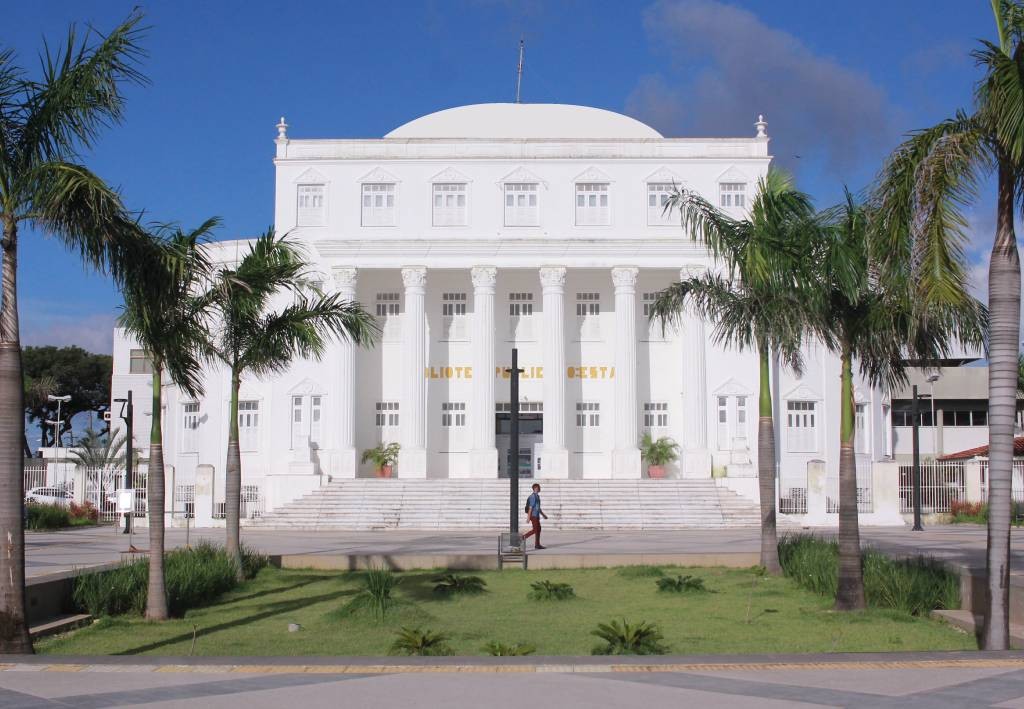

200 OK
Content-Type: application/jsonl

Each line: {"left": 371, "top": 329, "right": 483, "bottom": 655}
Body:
{"left": 496, "top": 402, "right": 543, "bottom": 479}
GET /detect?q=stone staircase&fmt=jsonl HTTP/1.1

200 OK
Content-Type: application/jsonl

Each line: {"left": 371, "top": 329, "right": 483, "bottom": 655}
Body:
{"left": 252, "top": 479, "right": 762, "bottom": 530}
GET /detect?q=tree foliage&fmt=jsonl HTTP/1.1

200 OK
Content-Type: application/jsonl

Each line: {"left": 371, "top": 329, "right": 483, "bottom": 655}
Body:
{"left": 23, "top": 345, "right": 112, "bottom": 449}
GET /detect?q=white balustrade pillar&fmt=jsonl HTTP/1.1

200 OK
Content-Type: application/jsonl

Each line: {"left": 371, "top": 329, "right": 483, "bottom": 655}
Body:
{"left": 612, "top": 267, "right": 641, "bottom": 478}
{"left": 399, "top": 266, "right": 428, "bottom": 478}
{"left": 680, "top": 265, "right": 713, "bottom": 478}
{"left": 469, "top": 266, "right": 498, "bottom": 477}
{"left": 539, "top": 266, "right": 569, "bottom": 478}
{"left": 332, "top": 266, "right": 358, "bottom": 478}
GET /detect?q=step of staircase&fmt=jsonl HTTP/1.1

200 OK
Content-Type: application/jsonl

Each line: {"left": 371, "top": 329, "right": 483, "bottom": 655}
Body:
{"left": 252, "top": 480, "right": 764, "bottom": 530}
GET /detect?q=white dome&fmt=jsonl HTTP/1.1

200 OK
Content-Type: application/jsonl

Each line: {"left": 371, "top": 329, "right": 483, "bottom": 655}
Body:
{"left": 386, "top": 103, "right": 663, "bottom": 140}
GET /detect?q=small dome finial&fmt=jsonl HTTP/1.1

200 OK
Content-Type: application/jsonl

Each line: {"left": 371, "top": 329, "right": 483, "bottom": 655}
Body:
{"left": 754, "top": 114, "right": 767, "bottom": 139}
{"left": 276, "top": 116, "right": 288, "bottom": 141}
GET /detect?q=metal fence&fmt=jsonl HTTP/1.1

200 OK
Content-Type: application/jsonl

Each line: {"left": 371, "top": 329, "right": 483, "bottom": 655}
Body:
{"left": 898, "top": 461, "right": 965, "bottom": 513}
{"left": 826, "top": 486, "right": 874, "bottom": 514}
{"left": 779, "top": 487, "right": 807, "bottom": 515}
{"left": 174, "top": 484, "right": 195, "bottom": 519}
{"left": 213, "top": 484, "right": 265, "bottom": 520}
{"left": 979, "top": 460, "right": 1024, "bottom": 503}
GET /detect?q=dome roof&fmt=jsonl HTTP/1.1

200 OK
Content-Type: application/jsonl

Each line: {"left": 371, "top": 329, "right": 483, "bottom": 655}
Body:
{"left": 385, "top": 103, "right": 663, "bottom": 140}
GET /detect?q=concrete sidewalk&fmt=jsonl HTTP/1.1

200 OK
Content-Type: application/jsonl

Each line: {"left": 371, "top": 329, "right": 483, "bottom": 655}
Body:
{"left": 24, "top": 524, "right": 1024, "bottom": 577}
{"left": 1, "top": 651, "right": 1024, "bottom": 708}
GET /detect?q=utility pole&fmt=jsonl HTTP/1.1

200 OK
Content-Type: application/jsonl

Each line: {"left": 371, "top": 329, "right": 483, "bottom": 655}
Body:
{"left": 506, "top": 348, "right": 524, "bottom": 535}
{"left": 515, "top": 38, "right": 524, "bottom": 104}
{"left": 911, "top": 384, "right": 923, "bottom": 531}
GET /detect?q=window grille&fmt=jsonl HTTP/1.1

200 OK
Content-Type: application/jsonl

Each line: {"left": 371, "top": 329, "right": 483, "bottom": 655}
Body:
{"left": 375, "top": 292, "right": 400, "bottom": 317}
{"left": 643, "top": 402, "right": 669, "bottom": 429}
{"left": 575, "top": 402, "right": 600, "bottom": 427}
{"left": 375, "top": 401, "right": 399, "bottom": 427}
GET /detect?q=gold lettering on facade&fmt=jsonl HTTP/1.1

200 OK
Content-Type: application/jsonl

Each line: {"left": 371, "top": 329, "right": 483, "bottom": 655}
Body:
{"left": 566, "top": 365, "right": 615, "bottom": 379}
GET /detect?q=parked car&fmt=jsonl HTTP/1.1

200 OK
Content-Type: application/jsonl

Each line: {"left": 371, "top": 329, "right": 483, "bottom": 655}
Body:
{"left": 25, "top": 487, "right": 72, "bottom": 507}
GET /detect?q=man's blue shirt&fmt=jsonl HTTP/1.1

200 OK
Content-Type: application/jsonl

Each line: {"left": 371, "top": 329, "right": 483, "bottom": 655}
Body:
{"left": 527, "top": 491, "right": 541, "bottom": 518}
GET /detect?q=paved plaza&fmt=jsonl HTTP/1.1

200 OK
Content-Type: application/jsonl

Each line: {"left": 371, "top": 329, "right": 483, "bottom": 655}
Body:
{"left": 2, "top": 653, "right": 1024, "bottom": 708}
{"left": 24, "top": 524, "right": 1024, "bottom": 579}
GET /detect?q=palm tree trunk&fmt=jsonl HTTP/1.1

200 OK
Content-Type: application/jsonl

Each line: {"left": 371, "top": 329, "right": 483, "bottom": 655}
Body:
{"left": 984, "top": 159, "right": 1020, "bottom": 650}
{"left": 835, "top": 342, "right": 865, "bottom": 610}
{"left": 145, "top": 367, "right": 168, "bottom": 620}
{"left": 225, "top": 366, "right": 243, "bottom": 580}
{"left": 757, "top": 343, "right": 781, "bottom": 574}
{"left": 0, "top": 218, "right": 32, "bottom": 653}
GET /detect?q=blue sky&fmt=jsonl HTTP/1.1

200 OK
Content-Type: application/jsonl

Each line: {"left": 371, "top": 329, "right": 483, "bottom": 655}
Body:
{"left": 2, "top": 0, "right": 1002, "bottom": 354}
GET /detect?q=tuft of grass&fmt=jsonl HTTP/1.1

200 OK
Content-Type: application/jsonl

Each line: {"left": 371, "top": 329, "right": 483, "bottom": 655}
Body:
{"left": 778, "top": 534, "right": 960, "bottom": 615}
{"left": 389, "top": 627, "right": 453, "bottom": 656}
{"left": 656, "top": 575, "right": 707, "bottom": 593}
{"left": 616, "top": 565, "right": 665, "bottom": 579}
{"left": 483, "top": 641, "right": 535, "bottom": 656}
{"left": 433, "top": 574, "right": 487, "bottom": 597}
{"left": 26, "top": 503, "right": 71, "bottom": 530}
{"left": 339, "top": 567, "right": 400, "bottom": 620}
{"left": 591, "top": 618, "right": 668, "bottom": 655}
{"left": 528, "top": 580, "right": 575, "bottom": 601}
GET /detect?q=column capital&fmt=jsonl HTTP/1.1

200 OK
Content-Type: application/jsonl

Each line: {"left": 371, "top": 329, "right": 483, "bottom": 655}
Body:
{"left": 611, "top": 266, "right": 639, "bottom": 290}
{"left": 401, "top": 266, "right": 427, "bottom": 289}
{"left": 471, "top": 266, "right": 497, "bottom": 290}
{"left": 680, "top": 263, "right": 708, "bottom": 280}
{"left": 539, "top": 266, "right": 567, "bottom": 290}
{"left": 332, "top": 266, "right": 358, "bottom": 291}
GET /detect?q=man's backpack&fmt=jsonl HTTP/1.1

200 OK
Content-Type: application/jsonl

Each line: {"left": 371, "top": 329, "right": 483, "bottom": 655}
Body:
{"left": 524, "top": 503, "right": 531, "bottom": 514}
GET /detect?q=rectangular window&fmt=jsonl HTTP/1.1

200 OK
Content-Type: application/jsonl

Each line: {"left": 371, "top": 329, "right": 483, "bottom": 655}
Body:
{"left": 361, "top": 183, "right": 396, "bottom": 226}
{"left": 297, "top": 184, "right": 326, "bottom": 226}
{"left": 290, "top": 395, "right": 303, "bottom": 448}
{"left": 643, "top": 402, "right": 669, "bottom": 429}
{"left": 575, "top": 292, "right": 600, "bottom": 317}
{"left": 575, "top": 183, "right": 610, "bottom": 226}
{"left": 786, "top": 400, "right": 817, "bottom": 452}
{"left": 504, "top": 183, "right": 539, "bottom": 226}
{"left": 973, "top": 410, "right": 987, "bottom": 426}
{"left": 441, "top": 292, "right": 467, "bottom": 317}
{"left": 129, "top": 349, "right": 153, "bottom": 374}
{"left": 647, "top": 182, "right": 675, "bottom": 225}
{"left": 642, "top": 292, "right": 659, "bottom": 318}
{"left": 375, "top": 292, "right": 400, "bottom": 317}
{"left": 310, "top": 396, "right": 322, "bottom": 445}
{"left": 432, "top": 183, "right": 468, "bottom": 226}
{"left": 855, "top": 403, "right": 868, "bottom": 455}
{"left": 375, "top": 401, "right": 399, "bottom": 428}
{"left": 238, "top": 401, "right": 259, "bottom": 452}
{"left": 719, "top": 182, "right": 746, "bottom": 208}
{"left": 441, "top": 401, "right": 466, "bottom": 427}
{"left": 181, "top": 402, "right": 200, "bottom": 453}
{"left": 717, "top": 396, "right": 729, "bottom": 447}
{"left": 575, "top": 402, "right": 600, "bottom": 427}
{"left": 508, "top": 292, "right": 534, "bottom": 317}
{"left": 496, "top": 402, "right": 543, "bottom": 413}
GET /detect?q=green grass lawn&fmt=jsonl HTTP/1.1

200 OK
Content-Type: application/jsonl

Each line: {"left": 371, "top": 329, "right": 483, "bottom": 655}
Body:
{"left": 39, "top": 565, "right": 975, "bottom": 656}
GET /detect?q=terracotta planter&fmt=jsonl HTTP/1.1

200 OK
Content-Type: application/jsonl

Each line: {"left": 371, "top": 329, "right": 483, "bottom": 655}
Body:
{"left": 376, "top": 465, "right": 393, "bottom": 478}
{"left": 647, "top": 465, "right": 666, "bottom": 479}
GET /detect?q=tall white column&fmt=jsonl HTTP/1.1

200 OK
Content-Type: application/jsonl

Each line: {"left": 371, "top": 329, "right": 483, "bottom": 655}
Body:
{"left": 680, "top": 265, "right": 712, "bottom": 478}
{"left": 399, "top": 266, "right": 428, "bottom": 478}
{"left": 469, "top": 266, "right": 498, "bottom": 477}
{"left": 332, "top": 266, "right": 358, "bottom": 478}
{"left": 539, "top": 266, "right": 569, "bottom": 478}
{"left": 612, "top": 267, "right": 641, "bottom": 478}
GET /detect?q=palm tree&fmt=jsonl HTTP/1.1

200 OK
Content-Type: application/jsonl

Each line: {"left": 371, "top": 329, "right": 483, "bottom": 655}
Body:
{"left": 24, "top": 375, "right": 57, "bottom": 454}
{"left": 651, "top": 170, "right": 819, "bottom": 574}
{"left": 203, "top": 228, "right": 378, "bottom": 576}
{"left": 119, "top": 220, "right": 216, "bottom": 620}
{"left": 872, "top": 1, "right": 1022, "bottom": 646}
{"left": 813, "top": 192, "right": 983, "bottom": 610}
{"left": 0, "top": 12, "right": 148, "bottom": 653}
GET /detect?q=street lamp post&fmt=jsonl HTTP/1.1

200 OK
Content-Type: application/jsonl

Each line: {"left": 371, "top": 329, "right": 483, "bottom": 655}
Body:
{"left": 926, "top": 371, "right": 941, "bottom": 458}
{"left": 505, "top": 348, "right": 524, "bottom": 537}
{"left": 47, "top": 394, "right": 71, "bottom": 449}
{"left": 910, "top": 385, "right": 933, "bottom": 532}
{"left": 114, "top": 391, "right": 134, "bottom": 534}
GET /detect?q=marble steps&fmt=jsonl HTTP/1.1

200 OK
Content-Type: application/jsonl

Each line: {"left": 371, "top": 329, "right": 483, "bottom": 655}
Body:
{"left": 254, "top": 479, "right": 762, "bottom": 530}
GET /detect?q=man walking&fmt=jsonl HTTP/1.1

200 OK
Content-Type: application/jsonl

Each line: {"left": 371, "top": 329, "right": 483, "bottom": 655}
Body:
{"left": 522, "top": 483, "right": 547, "bottom": 550}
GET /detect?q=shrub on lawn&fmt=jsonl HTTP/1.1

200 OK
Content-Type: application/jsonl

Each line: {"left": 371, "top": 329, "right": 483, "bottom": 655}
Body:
{"left": 777, "top": 534, "right": 960, "bottom": 615}
{"left": 656, "top": 575, "right": 707, "bottom": 593}
{"left": 433, "top": 573, "right": 487, "bottom": 596}
{"left": 72, "top": 542, "right": 263, "bottom": 617}
{"left": 340, "top": 566, "right": 400, "bottom": 620}
{"left": 483, "top": 641, "right": 535, "bottom": 656}
{"left": 528, "top": 580, "right": 575, "bottom": 601}
{"left": 26, "top": 503, "right": 71, "bottom": 530}
{"left": 389, "top": 627, "right": 453, "bottom": 656}
{"left": 591, "top": 618, "right": 668, "bottom": 655}
{"left": 69, "top": 502, "right": 99, "bottom": 525}
{"left": 949, "top": 500, "right": 1024, "bottom": 526}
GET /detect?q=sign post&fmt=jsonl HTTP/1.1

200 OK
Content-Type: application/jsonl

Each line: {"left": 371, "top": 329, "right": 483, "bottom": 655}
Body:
{"left": 114, "top": 391, "right": 135, "bottom": 534}
{"left": 911, "top": 384, "right": 923, "bottom": 531}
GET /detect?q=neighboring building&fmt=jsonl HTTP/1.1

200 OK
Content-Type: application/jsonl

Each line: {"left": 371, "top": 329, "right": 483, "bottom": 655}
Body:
{"left": 890, "top": 363, "right": 1020, "bottom": 461}
{"left": 110, "top": 103, "right": 890, "bottom": 517}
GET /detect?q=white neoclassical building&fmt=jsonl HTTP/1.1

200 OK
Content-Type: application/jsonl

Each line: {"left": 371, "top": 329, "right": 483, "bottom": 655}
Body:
{"left": 110, "top": 103, "right": 893, "bottom": 521}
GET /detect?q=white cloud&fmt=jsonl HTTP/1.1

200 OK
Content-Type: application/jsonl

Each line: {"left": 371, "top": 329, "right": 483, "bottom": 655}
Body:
{"left": 627, "top": 0, "right": 899, "bottom": 176}
{"left": 21, "top": 311, "right": 117, "bottom": 354}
